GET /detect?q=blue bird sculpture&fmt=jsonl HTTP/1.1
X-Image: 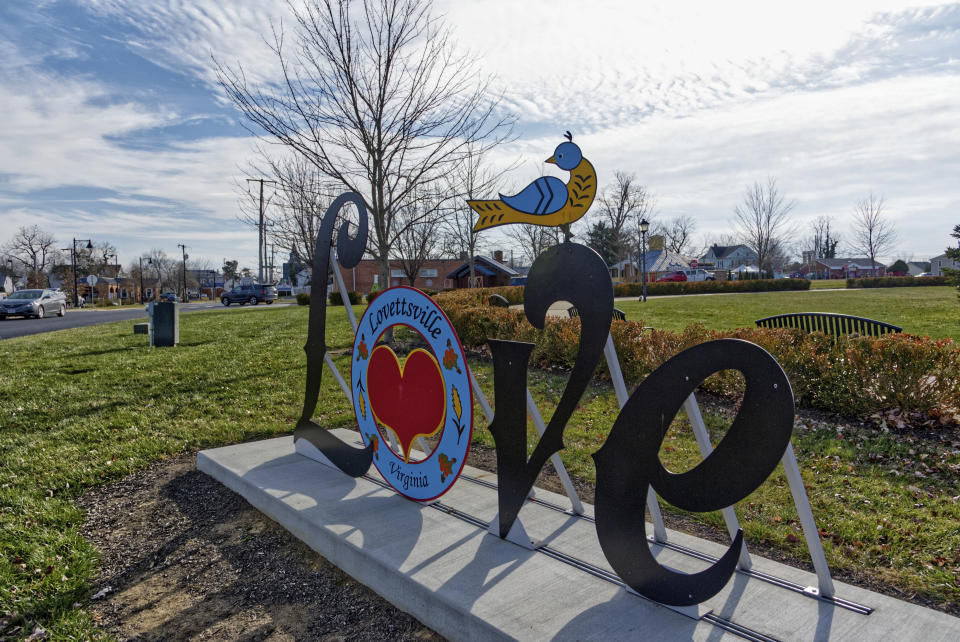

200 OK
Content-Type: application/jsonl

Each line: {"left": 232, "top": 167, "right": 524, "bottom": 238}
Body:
{"left": 470, "top": 132, "right": 596, "bottom": 231}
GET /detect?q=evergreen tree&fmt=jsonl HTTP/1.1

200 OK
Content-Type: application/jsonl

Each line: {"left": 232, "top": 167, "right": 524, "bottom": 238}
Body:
{"left": 585, "top": 221, "right": 620, "bottom": 266}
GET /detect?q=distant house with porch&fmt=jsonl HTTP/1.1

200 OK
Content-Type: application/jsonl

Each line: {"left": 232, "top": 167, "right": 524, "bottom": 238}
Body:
{"left": 641, "top": 249, "right": 693, "bottom": 281}
{"left": 813, "top": 258, "right": 886, "bottom": 279}
{"left": 446, "top": 252, "right": 518, "bottom": 289}
{"left": 610, "top": 251, "right": 697, "bottom": 283}
{"left": 700, "top": 244, "right": 758, "bottom": 270}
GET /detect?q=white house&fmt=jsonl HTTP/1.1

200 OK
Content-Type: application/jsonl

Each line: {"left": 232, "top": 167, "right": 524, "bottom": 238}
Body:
{"left": 700, "top": 245, "right": 758, "bottom": 270}
{"left": 930, "top": 253, "right": 960, "bottom": 276}
{"left": 907, "top": 261, "right": 930, "bottom": 276}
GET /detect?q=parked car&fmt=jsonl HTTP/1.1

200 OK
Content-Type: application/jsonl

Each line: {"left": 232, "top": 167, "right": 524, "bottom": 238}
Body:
{"left": 917, "top": 272, "right": 933, "bottom": 277}
{"left": 0, "top": 289, "right": 67, "bottom": 319}
{"left": 159, "top": 292, "right": 179, "bottom": 302}
{"left": 655, "top": 271, "right": 687, "bottom": 282}
{"left": 681, "top": 268, "right": 715, "bottom": 282}
{"left": 221, "top": 283, "right": 279, "bottom": 306}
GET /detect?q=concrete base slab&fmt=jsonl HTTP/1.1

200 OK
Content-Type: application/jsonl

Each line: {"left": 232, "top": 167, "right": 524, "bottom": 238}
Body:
{"left": 198, "top": 431, "right": 960, "bottom": 641}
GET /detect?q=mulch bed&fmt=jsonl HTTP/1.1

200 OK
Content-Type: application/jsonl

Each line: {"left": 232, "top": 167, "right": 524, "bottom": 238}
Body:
{"left": 79, "top": 455, "right": 441, "bottom": 641}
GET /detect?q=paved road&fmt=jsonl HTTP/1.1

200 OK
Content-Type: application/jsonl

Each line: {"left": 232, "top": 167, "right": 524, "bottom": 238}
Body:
{"left": 0, "top": 301, "right": 293, "bottom": 340}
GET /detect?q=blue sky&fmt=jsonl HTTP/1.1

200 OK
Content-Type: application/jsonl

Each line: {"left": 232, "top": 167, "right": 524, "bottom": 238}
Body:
{"left": 1, "top": 0, "right": 958, "bottom": 270}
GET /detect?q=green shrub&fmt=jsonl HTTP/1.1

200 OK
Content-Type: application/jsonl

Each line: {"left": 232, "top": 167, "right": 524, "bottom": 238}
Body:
{"left": 440, "top": 297, "right": 960, "bottom": 422}
{"left": 296, "top": 293, "right": 310, "bottom": 306}
{"left": 846, "top": 276, "right": 948, "bottom": 288}
{"left": 367, "top": 290, "right": 381, "bottom": 303}
{"left": 613, "top": 278, "right": 810, "bottom": 297}
{"left": 435, "top": 286, "right": 525, "bottom": 308}
{"left": 328, "top": 291, "right": 362, "bottom": 305}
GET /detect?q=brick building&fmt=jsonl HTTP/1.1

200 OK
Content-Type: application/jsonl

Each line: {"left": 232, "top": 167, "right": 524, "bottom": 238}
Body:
{"left": 812, "top": 258, "right": 886, "bottom": 279}
{"left": 334, "top": 258, "right": 462, "bottom": 293}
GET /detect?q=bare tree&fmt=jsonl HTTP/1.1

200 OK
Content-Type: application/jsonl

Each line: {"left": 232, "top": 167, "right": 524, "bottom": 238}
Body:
{"left": 3, "top": 225, "right": 61, "bottom": 287}
{"left": 243, "top": 155, "right": 342, "bottom": 269}
{"left": 93, "top": 241, "right": 119, "bottom": 276}
{"left": 850, "top": 193, "right": 896, "bottom": 267}
{"left": 504, "top": 224, "right": 562, "bottom": 266}
{"left": 595, "top": 172, "right": 655, "bottom": 262}
{"left": 732, "top": 177, "right": 797, "bottom": 275}
{"left": 439, "top": 143, "right": 514, "bottom": 286}
{"left": 393, "top": 187, "right": 444, "bottom": 286}
{"left": 808, "top": 215, "right": 841, "bottom": 259}
{"left": 662, "top": 215, "right": 697, "bottom": 255}
{"left": 144, "top": 248, "right": 176, "bottom": 296}
{"left": 216, "top": 0, "right": 514, "bottom": 291}
{"left": 767, "top": 239, "right": 794, "bottom": 273}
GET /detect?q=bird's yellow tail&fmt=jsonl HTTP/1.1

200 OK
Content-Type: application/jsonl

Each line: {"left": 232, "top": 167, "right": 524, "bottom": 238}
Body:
{"left": 470, "top": 200, "right": 521, "bottom": 231}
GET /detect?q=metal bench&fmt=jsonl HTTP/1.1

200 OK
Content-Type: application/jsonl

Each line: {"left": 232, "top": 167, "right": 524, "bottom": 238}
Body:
{"left": 755, "top": 313, "right": 901, "bottom": 337}
{"left": 488, "top": 294, "right": 510, "bottom": 307}
{"left": 568, "top": 306, "right": 626, "bottom": 321}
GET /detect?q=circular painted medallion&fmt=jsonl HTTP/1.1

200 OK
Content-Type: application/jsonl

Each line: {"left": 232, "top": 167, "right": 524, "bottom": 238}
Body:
{"left": 351, "top": 286, "right": 472, "bottom": 500}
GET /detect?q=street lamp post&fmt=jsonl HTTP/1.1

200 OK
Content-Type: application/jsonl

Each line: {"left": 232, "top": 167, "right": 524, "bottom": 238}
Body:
{"left": 107, "top": 253, "right": 117, "bottom": 300}
{"left": 138, "top": 257, "right": 147, "bottom": 304}
{"left": 67, "top": 239, "right": 93, "bottom": 308}
{"left": 177, "top": 244, "right": 188, "bottom": 301}
{"left": 638, "top": 219, "right": 649, "bottom": 302}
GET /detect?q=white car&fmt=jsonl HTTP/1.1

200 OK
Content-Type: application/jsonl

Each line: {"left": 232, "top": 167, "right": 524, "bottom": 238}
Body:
{"left": 682, "top": 268, "right": 716, "bottom": 282}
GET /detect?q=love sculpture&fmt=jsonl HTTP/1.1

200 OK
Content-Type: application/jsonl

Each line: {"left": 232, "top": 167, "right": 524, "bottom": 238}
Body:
{"left": 295, "top": 142, "right": 836, "bottom": 609}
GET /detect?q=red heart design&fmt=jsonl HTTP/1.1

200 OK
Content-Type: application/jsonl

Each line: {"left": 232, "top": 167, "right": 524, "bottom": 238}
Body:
{"left": 367, "top": 346, "right": 446, "bottom": 462}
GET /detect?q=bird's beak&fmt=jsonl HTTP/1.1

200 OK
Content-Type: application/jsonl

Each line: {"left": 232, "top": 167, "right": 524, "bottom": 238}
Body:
{"left": 545, "top": 155, "right": 556, "bottom": 165}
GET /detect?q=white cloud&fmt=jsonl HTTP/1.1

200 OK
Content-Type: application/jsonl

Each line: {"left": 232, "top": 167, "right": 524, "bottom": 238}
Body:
{"left": 0, "top": 54, "right": 261, "bottom": 265}
{"left": 82, "top": 0, "right": 290, "bottom": 87}
{"left": 2, "top": 0, "right": 958, "bottom": 267}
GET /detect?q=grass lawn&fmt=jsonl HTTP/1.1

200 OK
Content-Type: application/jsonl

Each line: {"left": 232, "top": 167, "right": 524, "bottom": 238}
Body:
{"left": 809, "top": 280, "right": 847, "bottom": 289}
{"left": 1, "top": 303, "right": 958, "bottom": 636}
{"left": 618, "top": 286, "right": 960, "bottom": 340}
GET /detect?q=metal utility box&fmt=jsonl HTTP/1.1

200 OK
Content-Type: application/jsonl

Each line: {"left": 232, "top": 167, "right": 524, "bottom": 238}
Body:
{"left": 151, "top": 301, "right": 179, "bottom": 347}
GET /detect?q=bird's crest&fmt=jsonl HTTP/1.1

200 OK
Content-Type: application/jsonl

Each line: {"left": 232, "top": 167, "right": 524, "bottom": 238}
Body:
{"left": 564, "top": 131, "right": 573, "bottom": 141}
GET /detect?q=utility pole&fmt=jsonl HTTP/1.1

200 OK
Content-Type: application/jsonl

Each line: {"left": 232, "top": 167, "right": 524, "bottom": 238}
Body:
{"left": 177, "top": 244, "right": 188, "bottom": 301}
{"left": 246, "top": 178, "right": 276, "bottom": 283}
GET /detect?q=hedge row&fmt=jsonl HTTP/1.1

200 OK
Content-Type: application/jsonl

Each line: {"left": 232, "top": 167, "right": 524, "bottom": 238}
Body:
{"left": 846, "top": 275, "right": 949, "bottom": 288}
{"left": 613, "top": 278, "right": 810, "bottom": 297}
{"left": 435, "top": 286, "right": 525, "bottom": 307}
{"left": 436, "top": 290, "right": 960, "bottom": 422}
{"left": 328, "top": 291, "right": 363, "bottom": 305}
{"left": 430, "top": 280, "right": 810, "bottom": 308}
